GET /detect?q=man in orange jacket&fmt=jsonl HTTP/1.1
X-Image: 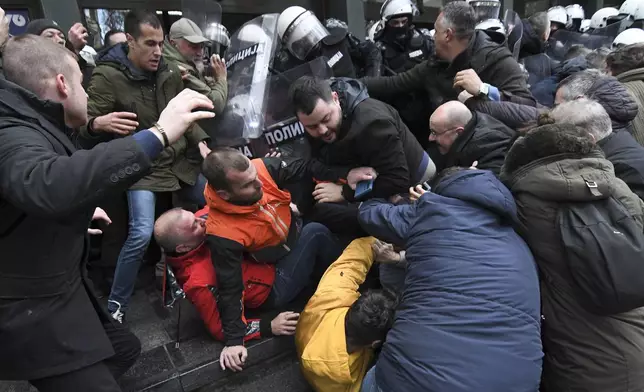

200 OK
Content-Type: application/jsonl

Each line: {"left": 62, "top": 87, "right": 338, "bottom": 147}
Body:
{"left": 154, "top": 207, "right": 300, "bottom": 343}
{"left": 201, "top": 147, "right": 375, "bottom": 372}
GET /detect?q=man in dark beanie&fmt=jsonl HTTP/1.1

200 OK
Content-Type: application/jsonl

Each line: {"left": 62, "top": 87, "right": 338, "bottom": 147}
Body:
{"left": 26, "top": 19, "right": 66, "bottom": 46}
{"left": 26, "top": 18, "right": 94, "bottom": 86}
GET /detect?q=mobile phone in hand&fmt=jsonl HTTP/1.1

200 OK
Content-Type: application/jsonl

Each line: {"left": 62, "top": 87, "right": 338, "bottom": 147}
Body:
{"left": 355, "top": 179, "right": 375, "bottom": 199}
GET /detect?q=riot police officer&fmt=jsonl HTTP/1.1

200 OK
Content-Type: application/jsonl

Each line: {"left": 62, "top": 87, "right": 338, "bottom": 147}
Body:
{"left": 374, "top": 0, "right": 434, "bottom": 74}
{"left": 275, "top": 6, "right": 381, "bottom": 78}
{"left": 372, "top": 0, "right": 434, "bottom": 146}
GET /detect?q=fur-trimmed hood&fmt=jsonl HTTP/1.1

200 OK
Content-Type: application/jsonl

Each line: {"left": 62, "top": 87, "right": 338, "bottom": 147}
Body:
{"left": 501, "top": 123, "right": 619, "bottom": 203}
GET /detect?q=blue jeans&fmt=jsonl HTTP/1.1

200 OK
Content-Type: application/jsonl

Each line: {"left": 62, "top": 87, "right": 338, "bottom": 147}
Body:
{"left": 361, "top": 366, "right": 384, "bottom": 392}
{"left": 108, "top": 190, "right": 156, "bottom": 312}
{"left": 174, "top": 174, "right": 207, "bottom": 207}
{"left": 270, "top": 223, "right": 342, "bottom": 306}
{"left": 108, "top": 178, "right": 207, "bottom": 313}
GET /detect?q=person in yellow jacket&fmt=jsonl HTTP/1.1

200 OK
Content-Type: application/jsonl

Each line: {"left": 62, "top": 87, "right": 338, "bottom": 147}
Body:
{"left": 296, "top": 237, "right": 399, "bottom": 392}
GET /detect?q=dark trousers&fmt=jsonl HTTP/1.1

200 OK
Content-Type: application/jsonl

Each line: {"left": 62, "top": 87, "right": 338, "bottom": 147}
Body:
{"left": 29, "top": 317, "right": 141, "bottom": 392}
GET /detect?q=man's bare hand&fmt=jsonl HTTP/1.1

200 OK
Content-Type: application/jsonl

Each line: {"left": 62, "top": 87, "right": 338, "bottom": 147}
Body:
{"left": 265, "top": 149, "right": 281, "bottom": 158}
{"left": 88, "top": 207, "right": 111, "bottom": 235}
{"left": 372, "top": 239, "right": 402, "bottom": 264}
{"left": 271, "top": 311, "right": 299, "bottom": 336}
{"left": 313, "top": 183, "right": 344, "bottom": 204}
{"left": 155, "top": 89, "right": 215, "bottom": 145}
{"left": 210, "top": 54, "right": 227, "bottom": 80}
{"left": 220, "top": 345, "right": 247, "bottom": 372}
{"left": 347, "top": 167, "right": 377, "bottom": 190}
{"left": 94, "top": 112, "right": 139, "bottom": 135}
{"left": 453, "top": 69, "right": 483, "bottom": 96}
{"left": 68, "top": 22, "right": 88, "bottom": 52}
{"left": 178, "top": 65, "right": 190, "bottom": 81}
{"left": 409, "top": 184, "right": 428, "bottom": 202}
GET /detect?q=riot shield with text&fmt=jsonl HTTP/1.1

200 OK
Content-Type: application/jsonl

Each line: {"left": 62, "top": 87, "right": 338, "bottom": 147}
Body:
{"left": 504, "top": 10, "right": 523, "bottom": 60}
{"left": 213, "top": 14, "right": 280, "bottom": 142}
{"left": 209, "top": 57, "right": 332, "bottom": 159}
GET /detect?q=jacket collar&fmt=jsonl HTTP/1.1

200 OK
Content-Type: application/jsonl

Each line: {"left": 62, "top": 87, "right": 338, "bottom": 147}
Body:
{"left": 0, "top": 78, "right": 76, "bottom": 151}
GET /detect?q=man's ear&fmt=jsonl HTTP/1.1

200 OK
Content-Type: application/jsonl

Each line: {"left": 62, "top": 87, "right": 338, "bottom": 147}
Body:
{"left": 332, "top": 91, "right": 339, "bottom": 105}
{"left": 55, "top": 73, "right": 70, "bottom": 99}
{"left": 454, "top": 126, "right": 465, "bottom": 136}
{"left": 588, "top": 132, "right": 596, "bottom": 143}
{"left": 216, "top": 189, "right": 231, "bottom": 201}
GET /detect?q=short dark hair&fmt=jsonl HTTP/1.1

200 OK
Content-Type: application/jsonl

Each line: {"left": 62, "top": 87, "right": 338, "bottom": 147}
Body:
{"left": 345, "top": 289, "right": 398, "bottom": 347}
{"left": 104, "top": 29, "right": 124, "bottom": 46}
{"left": 124, "top": 10, "right": 162, "bottom": 39}
{"left": 607, "top": 43, "right": 644, "bottom": 76}
{"left": 201, "top": 147, "right": 250, "bottom": 191}
{"left": 4, "top": 35, "right": 76, "bottom": 97}
{"left": 288, "top": 76, "right": 334, "bottom": 116}
{"left": 440, "top": 1, "right": 476, "bottom": 40}
{"left": 528, "top": 12, "right": 550, "bottom": 39}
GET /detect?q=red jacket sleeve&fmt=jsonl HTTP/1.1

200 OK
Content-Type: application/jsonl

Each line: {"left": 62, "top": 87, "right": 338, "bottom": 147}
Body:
{"left": 186, "top": 286, "right": 273, "bottom": 342}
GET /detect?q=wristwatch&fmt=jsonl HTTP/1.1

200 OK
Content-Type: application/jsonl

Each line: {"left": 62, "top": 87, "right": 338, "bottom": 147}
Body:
{"left": 478, "top": 83, "right": 490, "bottom": 97}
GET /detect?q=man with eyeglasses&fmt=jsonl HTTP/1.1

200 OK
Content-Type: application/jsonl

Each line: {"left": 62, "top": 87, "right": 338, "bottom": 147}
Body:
{"left": 429, "top": 100, "right": 516, "bottom": 176}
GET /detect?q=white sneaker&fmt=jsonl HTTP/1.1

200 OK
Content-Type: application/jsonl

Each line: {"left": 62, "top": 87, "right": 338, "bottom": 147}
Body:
{"left": 108, "top": 300, "right": 125, "bottom": 324}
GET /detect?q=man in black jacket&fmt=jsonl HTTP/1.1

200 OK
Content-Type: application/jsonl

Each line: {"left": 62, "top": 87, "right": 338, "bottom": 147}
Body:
{"left": 429, "top": 100, "right": 516, "bottom": 175}
{"left": 361, "top": 1, "right": 535, "bottom": 115}
{"left": 290, "top": 76, "right": 435, "bottom": 202}
{"left": 0, "top": 35, "right": 214, "bottom": 390}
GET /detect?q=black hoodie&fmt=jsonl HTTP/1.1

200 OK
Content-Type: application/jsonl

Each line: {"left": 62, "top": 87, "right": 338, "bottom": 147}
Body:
{"left": 309, "top": 78, "right": 426, "bottom": 201}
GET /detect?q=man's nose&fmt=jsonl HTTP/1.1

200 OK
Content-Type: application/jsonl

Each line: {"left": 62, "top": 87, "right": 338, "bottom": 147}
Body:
{"left": 319, "top": 125, "right": 328, "bottom": 136}
{"left": 197, "top": 47, "right": 204, "bottom": 57}
{"left": 428, "top": 132, "right": 436, "bottom": 142}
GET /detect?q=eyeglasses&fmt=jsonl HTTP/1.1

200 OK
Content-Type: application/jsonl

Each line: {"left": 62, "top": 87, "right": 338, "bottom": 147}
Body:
{"left": 429, "top": 127, "right": 460, "bottom": 137}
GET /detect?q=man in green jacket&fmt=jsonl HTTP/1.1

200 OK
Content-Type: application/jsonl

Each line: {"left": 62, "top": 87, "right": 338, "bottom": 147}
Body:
{"left": 163, "top": 18, "right": 228, "bottom": 116}
{"left": 79, "top": 10, "right": 211, "bottom": 322}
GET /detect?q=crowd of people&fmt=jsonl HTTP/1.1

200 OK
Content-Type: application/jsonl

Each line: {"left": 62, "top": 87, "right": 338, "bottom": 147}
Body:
{"left": 3, "top": 0, "right": 644, "bottom": 391}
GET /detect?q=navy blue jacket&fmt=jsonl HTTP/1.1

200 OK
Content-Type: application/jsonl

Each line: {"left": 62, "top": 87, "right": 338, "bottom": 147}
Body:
{"left": 359, "top": 169, "right": 542, "bottom": 392}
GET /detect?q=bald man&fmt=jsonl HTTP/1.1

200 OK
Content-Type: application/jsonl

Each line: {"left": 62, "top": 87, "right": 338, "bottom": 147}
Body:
{"left": 428, "top": 101, "right": 516, "bottom": 175}
{"left": 154, "top": 207, "right": 300, "bottom": 345}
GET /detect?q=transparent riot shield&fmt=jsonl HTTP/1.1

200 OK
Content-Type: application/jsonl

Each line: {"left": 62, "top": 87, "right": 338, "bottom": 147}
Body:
{"left": 213, "top": 14, "right": 280, "bottom": 141}
{"left": 181, "top": 0, "right": 222, "bottom": 33}
{"left": 181, "top": 0, "right": 225, "bottom": 60}
{"left": 546, "top": 30, "right": 591, "bottom": 61}
{"left": 209, "top": 57, "right": 333, "bottom": 159}
{"left": 521, "top": 53, "right": 557, "bottom": 89}
{"left": 590, "top": 18, "right": 631, "bottom": 45}
{"left": 504, "top": 10, "right": 523, "bottom": 60}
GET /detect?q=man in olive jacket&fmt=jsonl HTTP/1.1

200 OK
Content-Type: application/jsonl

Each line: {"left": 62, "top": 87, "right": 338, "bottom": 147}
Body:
{"left": 163, "top": 18, "right": 228, "bottom": 115}
{"left": 361, "top": 2, "right": 535, "bottom": 115}
{"left": 79, "top": 11, "right": 211, "bottom": 322}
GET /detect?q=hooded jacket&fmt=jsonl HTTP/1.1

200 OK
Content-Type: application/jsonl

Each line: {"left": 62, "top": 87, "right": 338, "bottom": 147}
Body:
{"left": 296, "top": 237, "right": 376, "bottom": 392}
{"left": 358, "top": 169, "right": 542, "bottom": 392}
{"left": 204, "top": 157, "right": 350, "bottom": 346}
{"left": 0, "top": 78, "right": 151, "bottom": 379}
{"left": 443, "top": 111, "right": 517, "bottom": 176}
{"left": 362, "top": 30, "right": 535, "bottom": 113}
{"left": 162, "top": 38, "right": 227, "bottom": 115}
{"left": 617, "top": 67, "right": 644, "bottom": 146}
{"left": 310, "top": 78, "right": 429, "bottom": 201}
{"left": 501, "top": 124, "right": 644, "bottom": 392}
{"left": 78, "top": 43, "right": 209, "bottom": 192}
